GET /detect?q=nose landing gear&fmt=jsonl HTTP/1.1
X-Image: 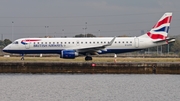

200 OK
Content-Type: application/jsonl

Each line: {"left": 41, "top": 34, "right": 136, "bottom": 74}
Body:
{"left": 21, "top": 54, "right": 24, "bottom": 60}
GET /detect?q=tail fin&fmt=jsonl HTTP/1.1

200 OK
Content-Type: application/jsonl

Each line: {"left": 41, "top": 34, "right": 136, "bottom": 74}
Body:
{"left": 139, "top": 12, "right": 172, "bottom": 40}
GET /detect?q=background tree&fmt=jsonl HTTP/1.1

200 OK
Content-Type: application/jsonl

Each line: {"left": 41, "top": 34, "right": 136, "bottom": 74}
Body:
{"left": 75, "top": 33, "right": 96, "bottom": 37}
{"left": 3, "top": 39, "right": 12, "bottom": 46}
{"left": 170, "top": 39, "right": 180, "bottom": 53}
{"left": 0, "top": 40, "right": 5, "bottom": 48}
{"left": 75, "top": 34, "right": 85, "bottom": 37}
{"left": 86, "top": 33, "right": 96, "bottom": 37}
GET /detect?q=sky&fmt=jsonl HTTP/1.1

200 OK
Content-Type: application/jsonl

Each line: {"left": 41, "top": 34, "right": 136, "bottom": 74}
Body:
{"left": 0, "top": 0, "right": 180, "bottom": 41}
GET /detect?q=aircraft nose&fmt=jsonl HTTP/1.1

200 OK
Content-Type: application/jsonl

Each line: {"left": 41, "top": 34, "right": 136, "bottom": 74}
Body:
{"left": 3, "top": 46, "right": 9, "bottom": 52}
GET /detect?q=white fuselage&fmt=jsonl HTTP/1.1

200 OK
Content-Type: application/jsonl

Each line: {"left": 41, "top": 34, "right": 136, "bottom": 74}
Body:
{"left": 3, "top": 36, "right": 165, "bottom": 55}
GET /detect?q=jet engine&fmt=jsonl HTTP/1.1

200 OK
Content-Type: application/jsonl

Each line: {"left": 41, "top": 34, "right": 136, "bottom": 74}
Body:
{"left": 60, "top": 50, "right": 78, "bottom": 59}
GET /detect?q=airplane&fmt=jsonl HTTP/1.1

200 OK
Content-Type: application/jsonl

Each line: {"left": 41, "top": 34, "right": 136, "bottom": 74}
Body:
{"left": 3, "top": 12, "right": 175, "bottom": 61}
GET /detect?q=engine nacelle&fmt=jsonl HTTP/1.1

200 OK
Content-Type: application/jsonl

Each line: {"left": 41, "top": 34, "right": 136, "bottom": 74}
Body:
{"left": 60, "top": 50, "right": 78, "bottom": 59}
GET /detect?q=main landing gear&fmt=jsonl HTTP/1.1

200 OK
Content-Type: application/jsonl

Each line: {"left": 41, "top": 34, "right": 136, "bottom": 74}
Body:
{"left": 85, "top": 55, "right": 92, "bottom": 61}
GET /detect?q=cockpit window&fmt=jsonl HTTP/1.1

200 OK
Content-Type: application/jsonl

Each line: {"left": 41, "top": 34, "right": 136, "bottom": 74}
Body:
{"left": 13, "top": 41, "right": 18, "bottom": 44}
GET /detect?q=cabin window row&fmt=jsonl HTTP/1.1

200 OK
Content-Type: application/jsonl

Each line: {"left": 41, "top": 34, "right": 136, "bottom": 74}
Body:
{"left": 33, "top": 41, "right": 132, "bottom": 44}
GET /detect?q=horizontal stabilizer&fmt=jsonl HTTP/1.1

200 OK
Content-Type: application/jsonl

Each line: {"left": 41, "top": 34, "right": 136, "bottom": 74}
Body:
{"left": 153, "top": 38, "right": 175, "bottom": 43}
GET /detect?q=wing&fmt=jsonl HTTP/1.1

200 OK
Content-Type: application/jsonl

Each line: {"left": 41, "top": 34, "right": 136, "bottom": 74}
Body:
{"left": 68, "top": 36, "right": 116, "bottom": 53}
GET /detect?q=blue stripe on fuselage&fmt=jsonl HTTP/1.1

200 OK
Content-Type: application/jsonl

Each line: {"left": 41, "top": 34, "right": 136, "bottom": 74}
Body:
{"left": 3, "top": 49, "right": 142, "bottom": 54}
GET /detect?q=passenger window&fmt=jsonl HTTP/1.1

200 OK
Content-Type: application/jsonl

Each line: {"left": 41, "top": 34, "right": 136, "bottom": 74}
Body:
{"left": 45, "top": 42, "right": 47, "bottom": 44}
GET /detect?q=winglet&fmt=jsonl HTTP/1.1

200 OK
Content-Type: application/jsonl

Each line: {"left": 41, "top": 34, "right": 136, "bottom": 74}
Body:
{"left": 104, "top": 36, "right": 116, "bottom": 46}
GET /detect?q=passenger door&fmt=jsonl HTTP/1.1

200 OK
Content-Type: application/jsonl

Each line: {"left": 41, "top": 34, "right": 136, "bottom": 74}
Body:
{"left": 25, "top": 42, "right": 31, "bottom": 49}
{"left": 134, "top": 37, "right": 139, "bottom": 48}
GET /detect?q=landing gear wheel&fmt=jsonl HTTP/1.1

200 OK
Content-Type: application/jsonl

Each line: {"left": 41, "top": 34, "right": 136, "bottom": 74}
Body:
{"left": 85, "top": 56, "right": 92, "bottom": 61}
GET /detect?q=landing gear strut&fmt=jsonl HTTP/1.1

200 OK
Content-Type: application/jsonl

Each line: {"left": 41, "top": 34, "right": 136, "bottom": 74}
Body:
{"left": 85, "top": 56, "right": 92, "bottom": 61}
{"left": 21, "top": 54, "right": 24, "bottom": 60}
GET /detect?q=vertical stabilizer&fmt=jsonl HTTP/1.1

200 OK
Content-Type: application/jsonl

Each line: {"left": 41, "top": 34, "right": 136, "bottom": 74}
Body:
{"left": 139, "top": 12, "right": 172, "bottom": 40}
